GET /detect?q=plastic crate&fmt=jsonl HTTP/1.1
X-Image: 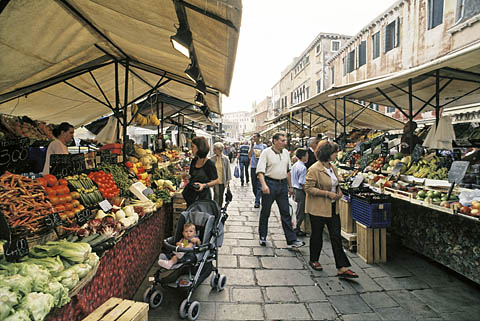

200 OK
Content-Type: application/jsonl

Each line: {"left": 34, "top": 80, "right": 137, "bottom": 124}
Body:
{"left": 351, "top": 194, "right": 391, "bottom": 228}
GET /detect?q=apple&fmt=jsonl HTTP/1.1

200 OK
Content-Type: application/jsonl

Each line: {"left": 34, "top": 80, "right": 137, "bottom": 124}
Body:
{"left": 471, "top": 201, "right": 480, "bottom": 210}
{"left": 440, "top": 201, "right": 450, "bottom": 208}
{"left": 471, "top": 209, "right": 479, "bottom": 216}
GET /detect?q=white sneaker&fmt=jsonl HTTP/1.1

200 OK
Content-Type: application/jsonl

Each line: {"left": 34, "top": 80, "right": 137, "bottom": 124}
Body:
{"left": 287, "top": 240, "right": 305, "bottom": 248}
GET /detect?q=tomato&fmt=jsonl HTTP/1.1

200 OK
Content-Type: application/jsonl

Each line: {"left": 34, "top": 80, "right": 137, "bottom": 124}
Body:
{"left": 49, "top": 196, "right": 60, "bottom": 205}
{"left": 73, "top": 207, "right": 81, "bottom": 214}
{"left": 59, "top": 212, "right": 68, "bottom": 221}
{"left": 36, "top": 178, "right": 48, "bottom": 188}
{"left": 70, "top": 192, "right": 80, "bottom": 200}
{"left": 72, "top": 200, "right": 80, "bottom": 208}
{"left": 65, "top": 195, "right": 72, "bottom": 203}
{"left": 53, "top": 185, "right": 64, "bottom": 195}
{"left": 58, "top": 178, "right": 68, "bottom": 186}
{"left": 45, "top": 187, "right": 56, "bottom": 196}
{"left": 77, "top": 204, "right": 85, "bottom": 211}
{"left": 65, "top": 210, "right": 75, "bottom": 219}
{"left": 65, "top": 203, "right": 74, "bottom": 211}
{"left": 44, "top": 174, "right": 58, "bottom": 187}
{"left": 62, "top": 185, "right": 70, "bottom": 195}
{"left": 55, "top": 204, "right": 65, "bottom": 212}
{"left": 58, "top": 196, "right": 67, "bottom": 204}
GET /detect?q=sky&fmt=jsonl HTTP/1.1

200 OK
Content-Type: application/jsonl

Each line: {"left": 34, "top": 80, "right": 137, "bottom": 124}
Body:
{"left": 221, "top": 0, "right": 396, "bottom": 114}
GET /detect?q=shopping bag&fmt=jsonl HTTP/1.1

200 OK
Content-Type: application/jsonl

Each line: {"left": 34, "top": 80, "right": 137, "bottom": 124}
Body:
{"left": 234, "top": 165, "right": 239, "bottom": 178}
{"left": 289, "top": 196, "right": 297, "bottom": 229}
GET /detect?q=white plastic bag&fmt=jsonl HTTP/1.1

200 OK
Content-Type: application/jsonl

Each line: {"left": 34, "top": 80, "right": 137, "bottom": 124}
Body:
{"left": 459, "top": 189, "right": 480, "bottom": 206}
{"left": 289, "top": 196, "right": 297, "bottom": 229}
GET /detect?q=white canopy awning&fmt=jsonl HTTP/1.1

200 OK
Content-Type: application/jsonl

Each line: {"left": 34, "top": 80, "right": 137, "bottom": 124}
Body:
{"left": 0, "top": 0, "right": 242, "bottom": 126}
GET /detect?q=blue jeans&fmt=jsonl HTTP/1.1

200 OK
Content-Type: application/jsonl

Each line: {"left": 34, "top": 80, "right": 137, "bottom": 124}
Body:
{"left": 239, "top": 156, "right": 250, "bottom": 184}
{"left": 251, "top": 167, "right": 261, "bottom": 205}
{"left": 258, "top": 178, "right": 297, "bottom": 243}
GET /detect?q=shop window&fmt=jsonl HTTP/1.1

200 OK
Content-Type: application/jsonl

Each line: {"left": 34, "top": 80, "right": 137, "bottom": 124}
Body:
{"left": 372, "top": 31, "right": 380, "bottom": 59}
{"left": 332, "top": 40, "right": 340, "bottom": 51}
{"left": 428, "top": 0, "right": 444, "bottom": 29}
{"left": 358, "top": 41, "right": 366, "bottom": 67}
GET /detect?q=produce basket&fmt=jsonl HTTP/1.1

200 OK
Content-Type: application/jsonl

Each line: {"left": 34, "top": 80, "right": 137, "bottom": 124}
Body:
{"left": 69, "top": 261, "right": 100, "bottom": 298}
{"left": 351, "top": 192, "right": 391, "bottom": 228}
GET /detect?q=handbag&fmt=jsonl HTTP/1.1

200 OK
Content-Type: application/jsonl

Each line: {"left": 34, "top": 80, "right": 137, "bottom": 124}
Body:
{"left": 234, "top": 164, "right": 239, "bottom": 178}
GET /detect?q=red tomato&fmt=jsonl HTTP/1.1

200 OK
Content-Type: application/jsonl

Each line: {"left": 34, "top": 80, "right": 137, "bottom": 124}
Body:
{"left": 53, "top": 185, "right": 64, "bottom": 195}
{"left": 58, "top": 178, "right": 68, "bottom": 186}
{"left": 36, "top": 178, "right": 48, "bottom": 188}
{"left": 49, "top": 196, "right": 60, "bottom": 205}
{"left": 62, "top": 185, "right": 70, "bottom": 195}
{"left": 45, "top": 187, "right": 56, "bottom": 196}
{"left": 55, "top": 204, "right": 65, "bottom": 212}
{"left": 58, "top": 196, "right": 67, "bottom": 204}
{"left": 65, "top": 195, "right": 72, "bottom": 203}
{"left": 44, "top": 174, "right": 58, "bottom": 187}
{"left": 65, "top": 203, "right": 74, "bottom": 211}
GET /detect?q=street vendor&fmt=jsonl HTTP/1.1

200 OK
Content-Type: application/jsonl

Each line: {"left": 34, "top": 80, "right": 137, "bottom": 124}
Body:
{"left": 400, "top": 121, "right": 422, "bottom": 154}
{"left": 41, "top": 122, "right": 74, "bottom": 175}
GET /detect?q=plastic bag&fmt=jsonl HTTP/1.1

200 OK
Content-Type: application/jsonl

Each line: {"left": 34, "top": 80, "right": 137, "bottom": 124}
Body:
{"left": 289, "top": 196, "right": 297, "bottom": 229}
{"left": 234, "top": 165, "right": 239, "bottom": 178}
{"left": 459, "top": 189, "right": 480, "bottom": 206}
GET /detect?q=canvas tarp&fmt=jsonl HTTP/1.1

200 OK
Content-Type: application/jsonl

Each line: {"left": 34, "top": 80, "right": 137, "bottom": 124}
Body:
{"left": 0, "top": 0, "right": 242, "bottom": 126}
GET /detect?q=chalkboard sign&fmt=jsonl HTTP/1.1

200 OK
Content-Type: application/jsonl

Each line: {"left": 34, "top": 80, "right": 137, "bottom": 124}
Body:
{"left": 0, "top": 137, "right": 29, "bottom": 174}
{"left": 381, "top": 142, "right": 389, "bottom": 157}
{"left": 411, "top": 144, "right": 424, "bottom": 163}
{"left": 75, "top": 208, "right": 92, "bottom": 226}
{"left": 44, "top": 213, "right": 63, "bottom": 228}
{"left": 3, "top": 238, "right": 29, "bottom": 262}
{"left": 448, "top": 161, "right": 470, "bottom": 184}
{"left": 50, "top": 154, "right": 86, "bottom": 178}
{"left": 0, "top": 212, "right": 10, "bottom": 241}
{"left": 98, "top": 150, "right": 116, "bottom": 164}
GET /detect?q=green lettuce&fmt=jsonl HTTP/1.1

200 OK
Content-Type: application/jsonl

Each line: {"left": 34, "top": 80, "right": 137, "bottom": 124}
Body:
{"left": 85, "top": 253, "right": 99, "bottom": 268}
{"left": 0, "top": 274, "right": 32, "bottom": 296}
{"left": 45, "top": 241, "right": 92, "bottom": 263}
{"left": 69, "top": 264, "right": 91, "bottom": 279}
{"left": 17, "top": 264, "right": 51, "bottom": 292}
{"left": 21, "top": 256, "right": 64, "bottom": 275}
{"left": 4, "top": 309, "right": 31, "bottom": 321}
{"left": 56, "top": 268, "right": 79, "bottom": 290}
{"left": 20, "top": 292, "right": 54, "bottom": 321}
{"left": 45, "top": 281, "right": 70, "bottom": 307}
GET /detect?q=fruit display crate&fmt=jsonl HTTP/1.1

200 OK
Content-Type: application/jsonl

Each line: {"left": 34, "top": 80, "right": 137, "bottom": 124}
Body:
{"left": 356, "top": 221, "right": 387, "bottom": 264}
{"left": 351, "top": 193, "right": 391, "bottom": 228}
{"left": 339, "top": 197, "right": 356, "bottom": 233}
{"left": 81, "top": 297, "right": 148, "bottom": 321}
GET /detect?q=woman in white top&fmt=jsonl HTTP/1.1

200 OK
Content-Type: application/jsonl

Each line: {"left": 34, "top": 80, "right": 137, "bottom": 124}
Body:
{"left": 41, "top": 122, "right": 74, "bottom": 175}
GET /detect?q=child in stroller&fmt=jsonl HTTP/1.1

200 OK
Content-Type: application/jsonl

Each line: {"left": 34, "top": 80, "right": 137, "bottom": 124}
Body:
{"left": 143, "top": 196, "right": 231, "bottom": 321}
{"left": 158, "top": 223, "right": 201, "bottom": 269}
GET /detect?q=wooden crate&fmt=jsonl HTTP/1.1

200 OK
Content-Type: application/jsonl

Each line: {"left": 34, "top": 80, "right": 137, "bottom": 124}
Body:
{"left": 356, "top": 222, "right": 387, "bottom": 264}
{"left": 339, "top": 198, "right": 355, "bottom": 233}
{"left": 82, "top": 297, "right": 148, "bottom": 321}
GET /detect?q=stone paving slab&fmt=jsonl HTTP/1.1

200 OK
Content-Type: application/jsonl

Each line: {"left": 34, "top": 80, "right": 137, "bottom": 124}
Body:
{"left": 341, "top": 312, "right": 382, "bottom": 321}
{"left": 256, "top": 269, "right": 315, "bottom": 286}
{"left": 265, "top": 286, "right": 297, "bottom": 302}
{"left": 223, "top": 232, "right": 254, "bottom": 239}
{"left": 375, "top": 306, "right": 416, "bottom": 320}
{"left": 226, "top": 225, "right": 253, "bottom": 233}
{"left": 386, "top": 290, "right": 440, "bottom": 318}
{"left": 346, "top": 272, "right": 383, "bottom": 293}
{"left": 274, "top": 248, "right": 297, "bottom": 257}
{"left": 373, "top": 276, "right": 406, "bottom": 291}
{"left": 238, "top": 239, "right": 262, "bottom": 247}
{"left": 264, "top": 303, "right": 311, "bottom": 320}
{"left": 232, "top": 288, "right": 263, "bottom": 302}
{"left": 252, "top": 247, "right": 275, "bottom": 256}
{"left": 328, "top": 294, "right": 372, "bottom": 314}
{"left": 363, "top": 266, "right": 390, "bottom": 278}
{"left": 216, "top": 303, "right": 264, "bottom": 320}
{"left": 191, "top": 285, "right": 230, "bottom": 302}
{"left": 218, "top": 255, "right": 238, "bottom": 268}
{"left": 238, "top": 256, "right": 261, "bottom": 268}
{"left": 412, "top": 287, "right": 480, "bottom": 314}
{"left": 307, "top": 302, "right": 337, "bottom": 320}
{"left": 219, "top": 268, "right": 256, "bottom": 286}
{"left": 360, "top": 292, "right": 399, "bottom": 309}
{"left": 231, "top": 247, "right": 252, "bottom": 256}
{"left": 260, "top": 257, "right": 304, "bottom": 269}
{"left": 315, "top": 277, "right": 357, "bottom": 296}
{"left": 293, "top": 285, "right": 327, "bottom": 302}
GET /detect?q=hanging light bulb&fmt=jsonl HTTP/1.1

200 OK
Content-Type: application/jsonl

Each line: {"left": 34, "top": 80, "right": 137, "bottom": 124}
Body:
{"left": 170, "top": 25, "right": 192, "bottom": 58}
{"left": 194, "top": 92, "right": 205, "bottom": 106}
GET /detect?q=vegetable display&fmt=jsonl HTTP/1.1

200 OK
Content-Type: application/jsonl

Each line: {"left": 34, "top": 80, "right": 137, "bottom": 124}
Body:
{"left": 0, "top": 172, "right": 57, "bottom": 238}
{"left": 42, "top": 174, "right": 84, "bottom": 222}
{"left": 98, "top": 164, "right": 133, "bottom": 197}
{"left": 88, "top": 170, "right": 120, "bottom": 200}
{"left": 65, "top": 174, "right": 103, "bottom": 208}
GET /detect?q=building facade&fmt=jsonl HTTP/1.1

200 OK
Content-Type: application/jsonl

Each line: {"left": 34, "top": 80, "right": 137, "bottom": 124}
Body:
{"left": 271, "top": 33, "right": 351, "bottom": 117}
{"left": 222, "top": 111, "right": 254, "bottom": 141}
{"left": 252, "top": 97, "right": 271, "bottom": 133}
{"left": 328, "top": 0, "right": 480, "bottom": 100}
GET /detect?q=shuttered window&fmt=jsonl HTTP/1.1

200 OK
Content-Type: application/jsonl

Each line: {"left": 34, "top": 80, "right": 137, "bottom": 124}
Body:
{"left": 347, "top": 49, "right": 356, "bottom": 73}
{"left": 428, "top": 0, "right": 444, "bottom": 29}
{"left": 385, "top": 21, "right": 396, "bottom": 52}
{"left": 358, "top": 41, "right": 367, "bottom": 67}
{"left": 372, "top": 31, "right": 380, "bottom": 59}
{"left": 331, "top": 67, "right": 335, "bottom": 85}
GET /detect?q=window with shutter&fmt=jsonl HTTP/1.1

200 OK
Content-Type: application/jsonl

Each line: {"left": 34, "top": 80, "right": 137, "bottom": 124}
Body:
{"left": 347, "top": 49, "right": 355, "bottom": 73}
{"left": 359, "top": 41, "right": 367, "bottom": 67}
{"left": 372, "top": 31, "right": 380, "bottom": 59}
{"left": 385, "top": 21, "right": 395, "bottom": 52}
{"left": 331, "top": 67, "right": 335, "bottom": 85}
{"left": 428, "top": 0, "right": 444, "bottom": 29}
{"left": 395, "top": 17, "right": 401, "bottom": 47}
{"left": 342, "top": 57, "right": 346, "bottom": 76}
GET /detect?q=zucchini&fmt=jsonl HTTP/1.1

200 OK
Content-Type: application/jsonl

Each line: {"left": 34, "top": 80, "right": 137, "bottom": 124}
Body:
{"left": 69, "top": 235, "right": 79, "bottom": 242}
{"left": 89, "top": 235, "right": 112, "bottom": 247}
{"left": 82, "top": 233, "right": 101, "bottom": 244}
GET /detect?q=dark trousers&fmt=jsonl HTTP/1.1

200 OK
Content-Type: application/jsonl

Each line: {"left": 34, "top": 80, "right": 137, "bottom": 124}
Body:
{"left": 213, "top": 184, "right": 225, "bottom": 208}
{"left": 294, "top": 188, "right": 306, "bottom": 232}
{"left": 259, "top": 178, "right": 297, "bottom": 242}
{"left": 239, "top": 157, "right": 249, "bottom": 184}
{"left": 251, "top": 167, "right": 261, "bottom": 205}
{"left": 309, "top": 203, "right": 350, "bottom": 269}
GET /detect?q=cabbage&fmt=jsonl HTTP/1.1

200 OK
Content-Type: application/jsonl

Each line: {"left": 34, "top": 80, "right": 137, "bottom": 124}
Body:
{"left": 69, "top": 264, "right": 91, "bottom": 279}
{"left": 56, "top": 268, "right": 79, "bottom": 290}
{"left": 20, "top": 292, "right": 54, "bottom": 321}
{"left": 4, "top": 309, "right": 31, "bottom": 321}
{"left": 85, "top": 253, "right": 99, "bottom": 268}
{"left": 0, "top": 263, "right": 21, "bottom": 275}
{"left": 0, "top": 287, "right": 19, "bottom": 319}
{"left": 45, "top": 281, "right": 70, "bottom": 307}
{"left": 0, "top": 301, "right": 14, "bottom": 320}
{"left": 45, "top": 241, "right": 91, "bottom": 263}
{"left": 21, "top": 256, "right": 64, "bottom": 275}
{"left": 0, "top": 274, "right": 32, "bottom": 296}
{"left": 17, "top": 264, "right": 50, "bottom": 292}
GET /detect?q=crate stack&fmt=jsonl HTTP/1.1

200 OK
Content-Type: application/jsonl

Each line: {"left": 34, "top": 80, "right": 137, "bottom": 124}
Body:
{"left": 351, "top": 192, "right": 391, "bottom": 264}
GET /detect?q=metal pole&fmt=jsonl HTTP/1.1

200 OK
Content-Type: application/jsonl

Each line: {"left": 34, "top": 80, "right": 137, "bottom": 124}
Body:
{"left": 122, "top": 59, "right": 129, "bottom": 161}
{"left": 309, "top": 110, "right": 312, "bottom": 138}
{"left": 343, "top": 97, "right": 346, "bottom": 140}
{"left": 335, "top": 99, "right": 338, "bottom": 140}
{"left": 408, "top": 78, "right": 414, "bottom": 151}
{"left": 301, "top": 110, "right": 304, "bottom": 146}
{"left": 435, "top": 70, "right": 440, "bottom": 128}
{"left": 115, "top": 61, "right": 120, "bottom": 141}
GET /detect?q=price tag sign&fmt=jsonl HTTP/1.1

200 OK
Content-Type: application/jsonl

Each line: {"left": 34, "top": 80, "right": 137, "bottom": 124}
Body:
{"left": 0, "top": 137, "right": 30, "bottom": 174}
{"left": 411, "top": 144, "right": 424, "bottom": 163}
{"left": 99, "top": 200, "right": 112, "bottom": 213}
{"left": 389, "top": 162, "right": 405, "bottom": 179}
{"left": 448, "top": 161, "right": 470, "bottom": 184}
{"left": 381, "top": 142, "right": 389, "bottom": 157}
{"left": 99, "top": 150, "right": 115, "bottom": 164}
{"left": 351, "top": 174, "right": 364, "bottom": 188}
{"left": 44, "top": 213, "right": 63, "bottom": 228}
{"left": 75, "top": 208, "right": 92, "bottom": 226}
{"left": 3, "top": 238, "right": 29, "bottom": 262}
{"left": 51, "top": 154, "right": 86, "bottom": 177}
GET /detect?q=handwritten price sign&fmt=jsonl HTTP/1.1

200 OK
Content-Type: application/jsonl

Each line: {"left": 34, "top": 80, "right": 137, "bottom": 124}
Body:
{"left": 0, "top": 138, "right": 30, "bottom": 173}
{"left": 3, "top": 238, "right": 29, "bottom": 262}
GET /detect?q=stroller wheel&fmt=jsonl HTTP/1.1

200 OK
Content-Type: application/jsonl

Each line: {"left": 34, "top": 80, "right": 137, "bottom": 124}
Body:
{"left": 149, "top": 290, "right": 163, "bottom": 308}
{"left": 187, "top": 301, "right": 201, "bottom": 321}
{"left": 143, "top": 287, "right": 153, "bottom": 303}
{"left": 217, "top": 274, "right": 227, "bottom": 291}
{"left": 179, "top": 299, "right": 188, "bottom": 319}
{"left": 210, "top": 274, "right": 218, "bottom": 289}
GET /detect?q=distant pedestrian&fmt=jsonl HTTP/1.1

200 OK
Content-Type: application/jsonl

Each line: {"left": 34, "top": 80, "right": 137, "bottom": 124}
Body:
{"left": 305, "top": 136, "right": 320, "bottom": 169}
{"left": 291, "top": 148, "right": 308, "bottom": 237}
{"left": 248, "top": 133, "right": 267, "bottom": 208}
{"left": 256, "top": 132, "right": 305, "bottom": 249}
{"left": 304, "top": 140, "right": 358, "bottom": 278}
{"left": 210, "top": 142, "right": 232, "bottom": 208}
{"left": 237, "top": 142, "right": 250, "bottom": 186}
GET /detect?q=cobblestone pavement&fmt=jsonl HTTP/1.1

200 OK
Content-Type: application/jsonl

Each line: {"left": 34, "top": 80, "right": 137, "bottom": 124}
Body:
{"left": 134, "top": 175, "right": 480, "bottom": 321}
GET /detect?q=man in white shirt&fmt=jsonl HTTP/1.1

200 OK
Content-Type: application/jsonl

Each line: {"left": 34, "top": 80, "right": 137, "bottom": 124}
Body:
{"left": 291, "top": 148, "right": 308, "bottom": 236}
{"left": 256, "top": 132, "right": 305, "bottom": 249}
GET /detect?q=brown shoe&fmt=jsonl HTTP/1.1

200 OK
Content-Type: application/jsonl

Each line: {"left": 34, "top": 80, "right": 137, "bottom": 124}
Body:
{"left": 337, "top": 269, "right": 359, "bottom": 278}
{"left": 309, "top": 261, "right": 323, "bottom": 271}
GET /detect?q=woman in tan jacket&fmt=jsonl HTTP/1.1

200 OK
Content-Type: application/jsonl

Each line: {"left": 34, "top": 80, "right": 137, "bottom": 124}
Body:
{"left": 304, "top": 141, "right": 358, "bottom": 278}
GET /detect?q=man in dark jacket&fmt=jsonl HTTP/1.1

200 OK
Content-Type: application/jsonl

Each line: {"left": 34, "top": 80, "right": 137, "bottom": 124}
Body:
{"left": 237, "top": 142, "right": 250, "bottom": 186}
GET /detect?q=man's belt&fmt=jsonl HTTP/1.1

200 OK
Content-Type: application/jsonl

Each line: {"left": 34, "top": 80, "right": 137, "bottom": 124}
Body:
{"left": 265, "top": 177, "right": 287, "bottom": 183}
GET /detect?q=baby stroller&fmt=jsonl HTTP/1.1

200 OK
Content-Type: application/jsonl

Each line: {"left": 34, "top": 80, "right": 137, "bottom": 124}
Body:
{"left": 143, "top": 193, "right": 231, "bottom": 321}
